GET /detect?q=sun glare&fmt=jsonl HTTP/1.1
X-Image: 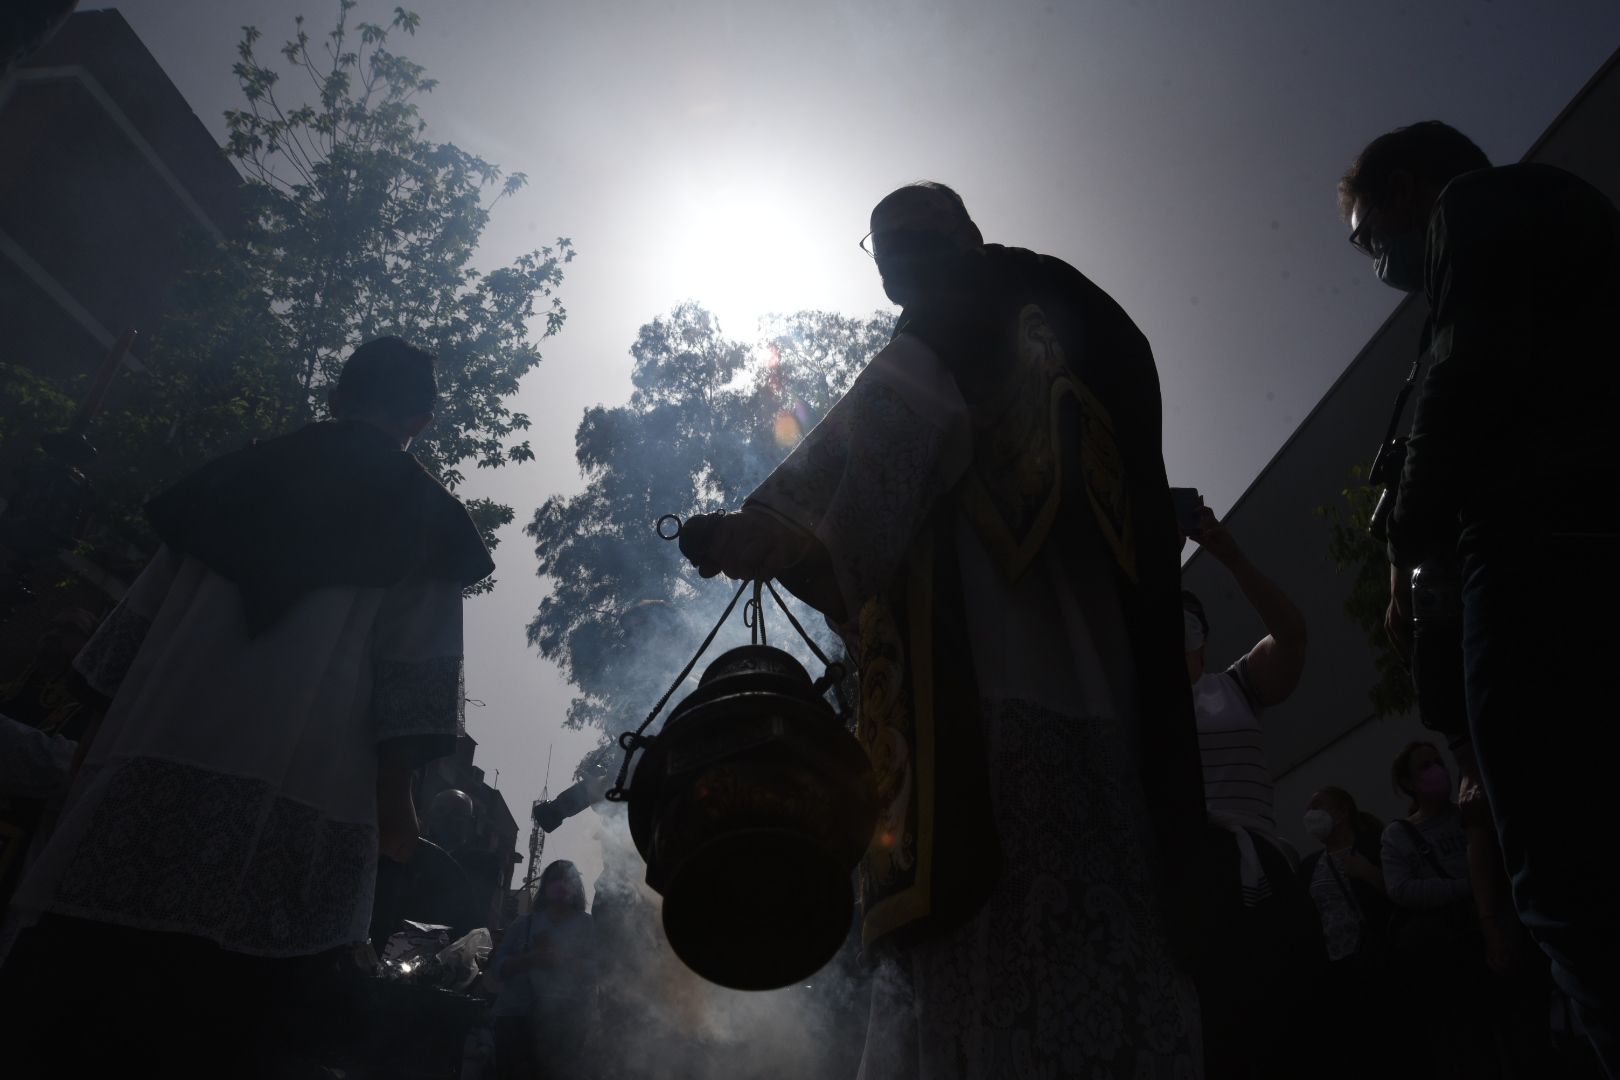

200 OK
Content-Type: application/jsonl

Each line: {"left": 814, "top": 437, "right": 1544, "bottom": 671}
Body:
{"left": 663, "top": 175, "right": 840, "bottom": 338}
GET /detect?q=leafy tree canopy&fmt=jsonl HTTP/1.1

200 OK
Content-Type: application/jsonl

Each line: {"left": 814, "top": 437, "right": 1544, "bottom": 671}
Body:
{"left": 526, "top": 304, "right": 892, "bottom": 773}
{"left": 3, "top": 2, "right": 570, "bottom": 590}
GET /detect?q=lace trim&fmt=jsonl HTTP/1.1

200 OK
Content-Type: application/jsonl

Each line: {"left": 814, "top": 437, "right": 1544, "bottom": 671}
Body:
{"left": 51, "top": 757, "right": 377, "bottom": 956}
{"left": 884, "top": 698, "right": 1201, "bottom": 1077}
{"left": 71, "top": 602, "right": 153, "bottom": 697}
{"left": 762, "top": 380, "right": 948, "bottom": 608}
{"left": 371, "top": 654, "right": 466, "bottom": 742}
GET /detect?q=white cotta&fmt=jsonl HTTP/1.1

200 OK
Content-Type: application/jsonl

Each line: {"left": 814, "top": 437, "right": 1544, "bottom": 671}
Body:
{"left": 11, "top": 546, "right": 466, "bottom": 959}
{"left": 747, "top": 333, "right": 1203, "bottom": 1080}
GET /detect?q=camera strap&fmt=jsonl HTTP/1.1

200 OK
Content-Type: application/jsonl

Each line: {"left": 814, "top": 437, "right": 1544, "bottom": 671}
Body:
{"left": 1380, "top": 359, "right": 1424, "bottom": 448}
{"left": 1368, "top": 358, "right": 1426, "bottom": 486}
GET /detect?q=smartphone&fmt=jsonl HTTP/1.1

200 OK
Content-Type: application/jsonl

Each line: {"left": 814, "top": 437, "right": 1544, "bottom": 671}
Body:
{"left": 1169, "top": 487, "right": 1204, "bottom": 538}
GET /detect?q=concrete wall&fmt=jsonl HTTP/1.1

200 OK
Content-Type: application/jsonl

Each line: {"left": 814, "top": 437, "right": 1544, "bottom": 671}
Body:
{"left": 1181, "top": 47, "right": 1620, "bottom": 848}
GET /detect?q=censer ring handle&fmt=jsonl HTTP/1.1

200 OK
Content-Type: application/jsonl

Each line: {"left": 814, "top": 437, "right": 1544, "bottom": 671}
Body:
{"left": 656, "top": 514, "right": 683, "bottom": 541}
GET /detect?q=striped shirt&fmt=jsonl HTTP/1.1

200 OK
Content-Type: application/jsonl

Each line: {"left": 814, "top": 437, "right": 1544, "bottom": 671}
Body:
{"left": 1193, "top": 657, "right": 1275, "bottom": 834}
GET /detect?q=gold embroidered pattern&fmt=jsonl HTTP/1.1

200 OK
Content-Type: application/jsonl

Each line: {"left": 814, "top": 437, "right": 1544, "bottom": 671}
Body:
{"left": 957, "top": 303, "right": 1136, "bottom": 582}
{"left": 855, "top": 530, "right": 937, "bottom": 945}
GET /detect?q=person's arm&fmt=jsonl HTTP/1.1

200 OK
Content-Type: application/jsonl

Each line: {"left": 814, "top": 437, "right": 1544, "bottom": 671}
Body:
{"left": 1192, "top": 508, "right": 1307, "bottom": 706}
{"left": 682, "top": 333, "right": 972, "bottom": 631}
{"left": 370, "top": 576, "right": 466, "bottom": 860}
{"left": 1386, "top": 178, "right": 1520, "bottom": 571}
{"left": 1455, "top": 742, "right": 1525, "bottom": 971}
{"left": 1384, "top": 564, "right": 1413, "bottom": 661}
{"left": 1468, "top": 825, "right": 1525, "bottom": 973}
{"left": 1343, "top": 847, "right": 1387, "bottom": 897}
{"left": 376, "top": 742, "right": 418, "bottom": 863}
{"left": 1381, "top": 821, "right": 1472, "bottom": 909}
{"left": 493, "top": 917, "right": 536, "bottom": 978}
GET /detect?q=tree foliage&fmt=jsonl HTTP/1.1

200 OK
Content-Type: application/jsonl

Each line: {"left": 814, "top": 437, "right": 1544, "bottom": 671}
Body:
{"left": 1317, "top": 467, "right": 1416, "bottom": 720}
{"left": 526, "top": 304, "right": 892, "bottom": 768}
{"left": 3, "top": 2, "right": 570, "bottom": 588}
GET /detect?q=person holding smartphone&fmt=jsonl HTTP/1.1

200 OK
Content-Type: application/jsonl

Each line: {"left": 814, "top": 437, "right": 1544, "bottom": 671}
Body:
{"left": 1182, "top": 503, "right": 1320, "bottom": 1079}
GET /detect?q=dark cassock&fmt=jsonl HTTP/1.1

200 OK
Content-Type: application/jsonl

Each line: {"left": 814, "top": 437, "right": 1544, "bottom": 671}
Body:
{"left": 746, "top": 244, "right": 1207, "bottom": 1079}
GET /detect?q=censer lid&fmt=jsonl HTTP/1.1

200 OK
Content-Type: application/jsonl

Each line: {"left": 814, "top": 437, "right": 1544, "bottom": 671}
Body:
{"left": 694, "top": 643, "right": 813, "bottom": 689}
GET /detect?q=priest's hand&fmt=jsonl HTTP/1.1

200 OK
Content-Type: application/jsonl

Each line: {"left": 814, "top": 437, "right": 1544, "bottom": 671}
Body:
{"left": 678, "top": 510, "right": 812, "bottom": 581}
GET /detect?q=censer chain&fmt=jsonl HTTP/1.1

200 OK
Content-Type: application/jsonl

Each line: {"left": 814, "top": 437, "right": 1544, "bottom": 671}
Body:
{"left": 606, "top": 578, "right": 749, "bottom": 802}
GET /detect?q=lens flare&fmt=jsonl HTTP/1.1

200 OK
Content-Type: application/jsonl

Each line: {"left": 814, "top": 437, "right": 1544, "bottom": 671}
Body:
{"left": 772, "top": 410, "right": 802, "bottom": 448}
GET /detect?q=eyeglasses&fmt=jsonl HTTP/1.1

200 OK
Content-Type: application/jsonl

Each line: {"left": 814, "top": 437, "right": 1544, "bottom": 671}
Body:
{"left": 857, "top": 227, "right": 955, "bottom": 260}
{"left": 1348, "top": 212, "right": 1379, "bottom": 258}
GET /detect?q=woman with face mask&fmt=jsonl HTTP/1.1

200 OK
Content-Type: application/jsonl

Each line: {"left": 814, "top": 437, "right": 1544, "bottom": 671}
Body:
{"left": 1383, "top": 742, "right": 1471, "bottom": 918}
{"left": 1301, "top": 787, "right": 1389, "bottom": 966}
{"left": 488, "top": 860, "right": 596, "bottom": 1080}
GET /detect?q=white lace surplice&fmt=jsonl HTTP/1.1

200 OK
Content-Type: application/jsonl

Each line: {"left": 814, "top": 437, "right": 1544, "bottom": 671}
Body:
{"left": 12, "top": 546, "right": 466, "bottom": 958}
{"left": 747, "top": 334, "right": 1203, "bottom": 1080}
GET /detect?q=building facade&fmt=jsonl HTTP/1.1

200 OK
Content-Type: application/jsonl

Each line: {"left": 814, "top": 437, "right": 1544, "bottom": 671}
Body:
{"left": 0, "top": 9, "right": 240, "bottom": 384}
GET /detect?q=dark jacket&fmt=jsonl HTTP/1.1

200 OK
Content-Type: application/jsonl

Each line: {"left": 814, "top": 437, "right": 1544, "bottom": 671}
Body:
{"left": 1388, "top": 164, "right": 1620, "bottom": 569}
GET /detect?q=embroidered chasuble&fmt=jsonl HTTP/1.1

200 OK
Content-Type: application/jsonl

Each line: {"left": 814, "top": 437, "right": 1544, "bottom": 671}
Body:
{"left": 748, "top": 246, "right": 1205, "bottom": 1078}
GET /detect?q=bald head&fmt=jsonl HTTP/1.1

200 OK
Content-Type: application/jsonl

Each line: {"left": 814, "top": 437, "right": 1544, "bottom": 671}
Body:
{"left": 867, "top": 181, "right": 983, "bottom": 308}
{"left": 868, "top": 181, "right": 983, "bottom": 254}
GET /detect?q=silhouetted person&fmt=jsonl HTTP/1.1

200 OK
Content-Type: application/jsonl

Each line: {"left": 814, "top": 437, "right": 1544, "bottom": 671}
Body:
{"left": 1182, "top": 505, "right": 1323, "bottom": 1079}
{"left": 0, "top": 337, "right": 492, "bottom": 1077}
{"left": 0, "top": 608, "right": 100, "bottom": 917}
{"left": 1301, "top": 787, "right": 1390, "bottom": 968}
{"left": 1299, "top": 787, "right": 1398, "bottom": 1080}
{"left": 369, "top": 788, "right": 485, "bottom": 947}
{"left": 1341, "top": 120, "right": 1620, "bottom": 1075}
{"left": 489, "top": 860, "right": 595, "bottom": 1080}
{"left": 678, "top": 182, "right": 1204, "bottom": 1077}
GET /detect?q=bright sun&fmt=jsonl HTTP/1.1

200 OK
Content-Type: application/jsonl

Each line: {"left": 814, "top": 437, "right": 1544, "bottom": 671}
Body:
{"left": 659, "top": 174, "right": 869, "bottom": 339}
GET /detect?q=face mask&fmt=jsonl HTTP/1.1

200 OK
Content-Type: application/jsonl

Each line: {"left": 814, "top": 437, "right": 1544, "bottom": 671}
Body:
{"left": 1303, "top": 809, "right": 1336, "bottom": 843}
{"left": 1373, "top": 225, "right": 1427, "bottom": 293}
{"left": 1416, "top": 762, "right": 1451, "bottom": 798}
{"left": 1183, "top": 610, "right": 1205, "bottom": 653}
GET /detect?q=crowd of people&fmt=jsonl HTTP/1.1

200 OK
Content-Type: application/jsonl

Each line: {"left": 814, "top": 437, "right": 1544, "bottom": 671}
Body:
{"left": 1180, "top": 503, "right": 1599, "bottom": 1079}
{"left": 0, "top": 115, "right": 1616, "bottom": 1080}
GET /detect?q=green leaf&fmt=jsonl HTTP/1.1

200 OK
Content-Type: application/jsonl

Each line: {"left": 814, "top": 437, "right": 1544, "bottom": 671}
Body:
{"left": 2, "top": 1, "right": 571, "bottom": 602}
{"left": 1316, "top": 469, "right": 1416, "bottom": 720}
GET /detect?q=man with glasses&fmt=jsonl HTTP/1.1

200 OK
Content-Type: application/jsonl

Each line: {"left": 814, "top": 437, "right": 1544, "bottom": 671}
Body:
{"left": 678, "top": 182, "right": 1206, "bottom": 1078}
{"left": 1340, "top": 121, "right": 1620, "bottom": 1075}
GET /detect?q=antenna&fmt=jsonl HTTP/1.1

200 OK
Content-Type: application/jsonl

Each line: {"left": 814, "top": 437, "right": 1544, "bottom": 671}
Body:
{"left": 522, "top": 743, "right": 557, "bottom": 895}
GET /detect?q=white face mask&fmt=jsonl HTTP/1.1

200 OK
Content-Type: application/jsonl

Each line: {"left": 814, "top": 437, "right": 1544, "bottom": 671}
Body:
{"left": 1303, "top": 808, "right": 1336, "bottom": 843}
{"left": 1183, "top": 610, "right": 1205, "bottom": 653}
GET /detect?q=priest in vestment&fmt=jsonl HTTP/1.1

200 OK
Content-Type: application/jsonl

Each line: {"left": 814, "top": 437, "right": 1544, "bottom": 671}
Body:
{"left": 679, "top": 183, "right": 1206, "bottom": 1079}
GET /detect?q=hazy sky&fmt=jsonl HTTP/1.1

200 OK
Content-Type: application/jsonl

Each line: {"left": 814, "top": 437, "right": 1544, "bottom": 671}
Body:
{"left": 98, "top": 0, "right": 1620, "bottom": 896}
